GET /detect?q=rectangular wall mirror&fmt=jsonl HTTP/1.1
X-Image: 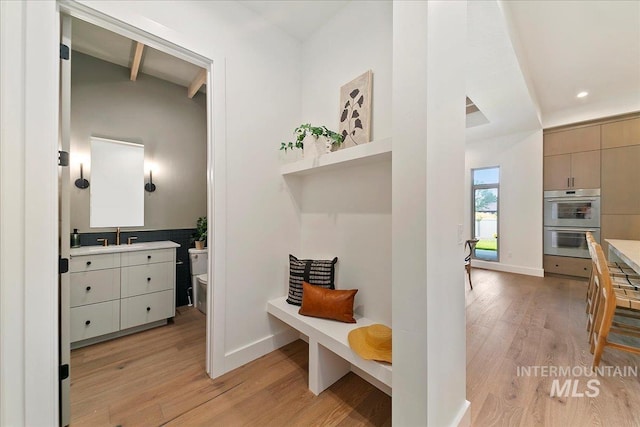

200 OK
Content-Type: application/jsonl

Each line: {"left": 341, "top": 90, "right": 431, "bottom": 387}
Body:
{"left": 90, "top": 137, "right": 144, "bottom": 227}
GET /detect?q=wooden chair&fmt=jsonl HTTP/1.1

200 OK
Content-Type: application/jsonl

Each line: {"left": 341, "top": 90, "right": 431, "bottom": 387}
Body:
{"left": 586, "top": 233, "right": 640, "bottom": 343}
{"left": 585, "top": 231, "right": 597, "bottom": 312}
{"left": 590, "top": 242, "right": 640, "bottom": 367}
{"left": 586, "top": 232, "right": 640, "bottom": 340}
{"left": 465, "top": 239, "right": 479, "bottom": 290}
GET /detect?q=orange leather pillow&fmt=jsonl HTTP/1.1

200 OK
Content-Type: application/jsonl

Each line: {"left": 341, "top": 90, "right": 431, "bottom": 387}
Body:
{"left": 298, "top": 281, "right": 358, "bottom": 323}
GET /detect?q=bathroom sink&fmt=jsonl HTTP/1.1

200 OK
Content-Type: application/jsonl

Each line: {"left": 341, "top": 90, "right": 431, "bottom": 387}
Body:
{"left": 70, "top": 240, "right": 180, "bottom": 256}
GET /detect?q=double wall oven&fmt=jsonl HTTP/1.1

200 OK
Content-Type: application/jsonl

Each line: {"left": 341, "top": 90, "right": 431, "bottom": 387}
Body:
{"left": 544, "top": 189, "right": 600, "bottom": 258}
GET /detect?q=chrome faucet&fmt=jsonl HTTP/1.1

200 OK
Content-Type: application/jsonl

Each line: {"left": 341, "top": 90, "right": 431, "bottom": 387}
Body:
{"left": 116, "top": 227, "right": 121, "bottom": 245}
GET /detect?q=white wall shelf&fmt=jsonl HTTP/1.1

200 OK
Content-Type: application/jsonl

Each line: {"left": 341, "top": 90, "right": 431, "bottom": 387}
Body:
{"left": 280, "top": 137, "right": 392, "bottom": 177}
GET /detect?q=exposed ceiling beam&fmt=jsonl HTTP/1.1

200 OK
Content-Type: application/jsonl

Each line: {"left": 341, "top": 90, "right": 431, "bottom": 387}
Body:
{"left": 188, "top": 69, "right": 206, "bottom": 99}
{"left": 130, "top": 42, "right": 144, "bottom": 81}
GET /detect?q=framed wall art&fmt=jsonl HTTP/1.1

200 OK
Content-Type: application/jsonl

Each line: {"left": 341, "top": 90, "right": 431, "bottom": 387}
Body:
{"left": 338, "top": 70, "right": 373, "bottom": 149}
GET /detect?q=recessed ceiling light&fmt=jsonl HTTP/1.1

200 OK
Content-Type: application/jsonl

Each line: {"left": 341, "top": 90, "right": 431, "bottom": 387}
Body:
{"left": 577, "top": 91, "right": 589, "bottom": 98}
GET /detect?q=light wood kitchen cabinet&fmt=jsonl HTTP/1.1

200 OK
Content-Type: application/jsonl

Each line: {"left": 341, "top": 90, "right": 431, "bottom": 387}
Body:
{"left": 543, "top": 114, "right": 640, "bottom": 278}
{"left": 543, "top": 124, "right": 601, "bottom": 190}
{"left": 543, "top": 254, "right": 591, "bottom": 278}
{"left": 543, "top": 125, "right": 600, "bottom": 156}
{"left": 601, "top": 117, "right": 640, "bottom": 149}
{"left": 570, "top": 150, "right": 601, "bottom": 189}
{"left": 543, "top": 150, "right": 600, "bottom": 190}
{"left": 601, "top": 214, "right": 640, "bottom": 255}
{"left": 601, "top": 145, "right": 640, "bottom": 214}
{"left": 543, "top": 154, "right": 571, "bottom": 190}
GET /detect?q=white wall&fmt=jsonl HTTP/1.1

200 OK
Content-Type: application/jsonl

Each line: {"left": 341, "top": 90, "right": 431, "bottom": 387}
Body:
{"left": 465, "top": 129, "right": 544, "bottom": 276}
{"left": 301, "top": 0, "right": 392, "bottom": 141}
{"left": 73, "top": 0, "right": 306, "bottom": 369}
{"left": 299, "top": 160, "right": 392, "bottom": 324}
{"left": 0, "top": 3, "right": 305, "bottom": 422}
{"left": 0, "top": 1, "right": 60, "bottom": 424}
{"left": 76, "top": 0, "right": 306, "bottom": 370}
{"left": 393, "top": 2, "right": 469, "bottom": 426}
{"left": 297, "top": 1, "right": 392, "bottom": 325}
{"left": 0, "top": 1, "right": 472, "bottom": 424}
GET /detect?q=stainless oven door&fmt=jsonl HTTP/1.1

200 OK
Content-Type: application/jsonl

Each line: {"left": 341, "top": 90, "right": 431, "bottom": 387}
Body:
{"left": 544, "top": 196, "right": 600, "bottom": 227}
{"left": 543, "top": 227, "right": 600, "bottom": 259}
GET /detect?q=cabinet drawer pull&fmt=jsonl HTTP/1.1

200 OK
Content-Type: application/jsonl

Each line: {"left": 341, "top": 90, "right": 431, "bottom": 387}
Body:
{"left": 147, "top": 255, "right": 152, "bottom": 260}
{"left": 146, "top": 307, "right": 151, "bottom": 312}
{"left": 147, "top": 277, "right": 151, "bottom": 282}
{"left": 86, "top": 261, "right": 92, "bottom": 266}
{"left": 86, "top": 286, "right": 91, "bottom": 292}
{"left": 85, "top": 320, "right": 91, "bottom": 326}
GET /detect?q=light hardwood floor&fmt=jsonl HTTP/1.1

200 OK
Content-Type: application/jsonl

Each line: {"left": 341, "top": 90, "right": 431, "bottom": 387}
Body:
{"left": 71, "top": 270, "right": 640, "bottom": 426}
{"left": 70, "top": 307, "right": 390, "bottom": 426}
{"left": 467, "top": 268, "right": 640, "bottom": 426}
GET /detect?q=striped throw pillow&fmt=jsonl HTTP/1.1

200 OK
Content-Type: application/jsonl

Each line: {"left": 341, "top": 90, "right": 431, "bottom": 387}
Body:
{"left": 286, "top": 254, "right": 338, "bottom": 306}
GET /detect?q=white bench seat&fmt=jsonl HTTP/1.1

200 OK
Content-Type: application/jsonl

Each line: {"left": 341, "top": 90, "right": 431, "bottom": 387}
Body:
{"left": 267, "top": 296, "right": 392, "bottom": 396}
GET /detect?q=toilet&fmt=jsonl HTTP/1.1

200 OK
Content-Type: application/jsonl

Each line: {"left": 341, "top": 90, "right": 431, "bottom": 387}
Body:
{"left": 188, "top": 248, "right": 208, "bottom": 314}
{"left": 196, "top": 274, "right": 208, "bottom": 314}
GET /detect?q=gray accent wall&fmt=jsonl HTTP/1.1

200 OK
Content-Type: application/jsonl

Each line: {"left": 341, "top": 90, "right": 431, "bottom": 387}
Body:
{"left": 70, "top": 51, "right": 206, "bottom": 233}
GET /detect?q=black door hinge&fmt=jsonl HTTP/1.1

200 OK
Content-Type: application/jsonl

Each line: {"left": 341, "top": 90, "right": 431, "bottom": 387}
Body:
{"left": 60, "top": 44, "right": 69, "bottom": 60}
{"left": 59, "top": 257, "right": 69, "bottom": 274}
{"left": 60, "top": 364, "right": 69, "bottom": 380}
{"left": 58, "top": 150, "right": 69, "bottom": 167}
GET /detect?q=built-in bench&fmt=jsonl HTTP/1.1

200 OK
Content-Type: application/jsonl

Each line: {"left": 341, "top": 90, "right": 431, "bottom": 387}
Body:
{"left": 267, "top": 296, "right": 392, "bottom": 396}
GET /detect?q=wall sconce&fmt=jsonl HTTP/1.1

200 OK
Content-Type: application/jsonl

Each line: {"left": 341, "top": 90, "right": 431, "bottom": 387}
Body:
{"left": 145, "top": 169, "right": 156, "bottom": 192}
{"left": 74, "top": 163, "right": 90, "bottom": 189}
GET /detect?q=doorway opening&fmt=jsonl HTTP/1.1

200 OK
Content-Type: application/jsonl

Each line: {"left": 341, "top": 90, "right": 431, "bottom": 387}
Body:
{"left": 471, "top": 166, "right": 499, "bottom": 262}
{"left": 58, "top": 4, "right": 220, "bottom": 424}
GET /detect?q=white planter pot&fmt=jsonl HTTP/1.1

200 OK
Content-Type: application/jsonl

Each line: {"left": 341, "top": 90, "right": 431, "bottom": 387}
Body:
{"left": 303, "top": 136, "right": 331, "bottom": 159}
{"left": 279, "top": 147, "right": 303, "bottom": 163}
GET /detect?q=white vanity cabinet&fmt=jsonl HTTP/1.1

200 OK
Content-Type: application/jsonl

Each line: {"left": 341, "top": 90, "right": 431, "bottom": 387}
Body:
{"left": 120, "top": 248, "right": 176, "bottom": 329}
{"left": 120, "top": 290, "right": 174, "bottom": 329}
{"left": 70, "top": 301, "right": 120, "bottom": 343}
{"left": 69, "top": 253, "right": 121, "bottom": 343}
{"left": 70, "top": 267, "right": 120, "bottom": 308}
{"left": 69, "top": 241, "right": 179, "bottom": 348}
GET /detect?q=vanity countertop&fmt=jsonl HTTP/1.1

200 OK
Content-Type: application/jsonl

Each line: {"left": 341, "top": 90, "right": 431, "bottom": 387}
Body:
{"left": 70, "top": 240, "right": 180, "bottom": 256}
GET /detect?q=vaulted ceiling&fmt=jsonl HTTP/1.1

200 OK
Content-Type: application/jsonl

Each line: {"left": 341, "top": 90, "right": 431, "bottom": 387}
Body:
{"left": 238, "top": 0, "right": 639, "bottom": 133}
{"left": 503, "top": 0, "right": 640, "bottom": 128}
{"left": 72, "top": 17, "right": 206, "bottom": 97}
{"left": 71, "top": 1, "right": 639, "bottom": 137}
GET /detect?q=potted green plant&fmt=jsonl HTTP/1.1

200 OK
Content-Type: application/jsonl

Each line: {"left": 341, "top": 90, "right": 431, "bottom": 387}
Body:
{"left": 192, "top": 216, "right": 207, "bottom": 250}
{"left": 280, "top": 124, "right": 344, "bottom": 157}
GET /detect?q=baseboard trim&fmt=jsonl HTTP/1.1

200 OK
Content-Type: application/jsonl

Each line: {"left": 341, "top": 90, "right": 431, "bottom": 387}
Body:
{"left": 223, "top": 328, "right": 299, "bottom": 373}
{"left": 471, "top": 260, "right": 544, "bottom": 277}
{"left": 451, "top": 400, "right": 471, "bottom": 427}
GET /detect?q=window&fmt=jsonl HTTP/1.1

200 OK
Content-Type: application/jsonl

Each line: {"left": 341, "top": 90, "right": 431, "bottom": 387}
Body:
{"left": 472, "top": 167, "right": 499, "bottom": 261}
